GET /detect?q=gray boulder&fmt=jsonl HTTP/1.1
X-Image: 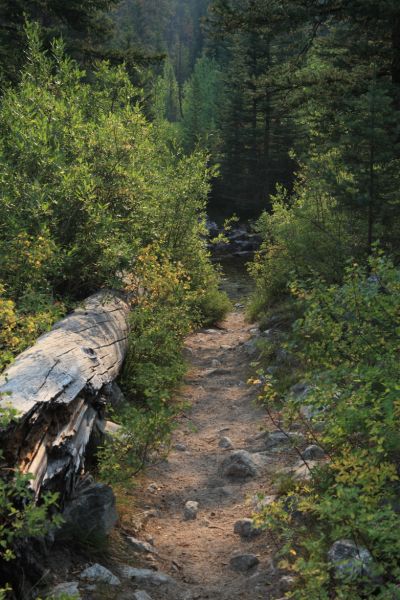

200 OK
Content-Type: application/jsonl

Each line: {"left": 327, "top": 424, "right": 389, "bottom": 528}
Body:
{"left": 103, "top": 381, "right": 126, "bottom": 409}
{"left": 184, "top": 500, "right": 199, "bottom": 520}
{"left": 233, "top": 518, "right": 262, "bottom": 539}
{"left": 127, "top": 536, "right": 156, "bottom": 553}
{"left": 292, "top": 460, "right": 319, "bottom": 481}
{"left": 328, "top": 539, "right": 373, "bottom": 580}
{"left": 290, "top": 382, "right": 310, "bottom": 400}
{"left": 252, "top": 494, "right": 277, "bottom": 512}
{"left": 275, "top": 347, "right": 291, "bottom": 364}
{"left": 230, "top": 554, "right": 260, "bottom": 572}
{"left": 80, "top": 563, "right": 120, "bottom": 586}
{"left": 221, "top": 450, "right": 258, "bottom": 479}
{"left": 302, "top": 444, "right": 325, "bottom": 460}
{"left": 243, "top": 340, "right": 259, "bottom": 357}
{"left": 60, "top": 482, "right": 118, "bottom": 541}
{"left": 261, "top": 430, "right": 304, "bottom": 451}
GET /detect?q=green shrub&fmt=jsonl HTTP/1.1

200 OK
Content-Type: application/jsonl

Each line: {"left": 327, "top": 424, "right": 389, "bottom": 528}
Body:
{"left": 98, "top": 247, "right": 214, "bottom": 485}
{"left": 248, "top": 173, "right": 358, "bottom": 317}
{"left": 254, "top": 254, "right": 400, "bottom": 598}
{"left": 0, "top": 408, "right": 62, "bottom": 595}
{"left": 195, "top": 286, "right": 231, "bottom": 326}
{"left": 0, "top": 23, "right": 218, "bottom": 305}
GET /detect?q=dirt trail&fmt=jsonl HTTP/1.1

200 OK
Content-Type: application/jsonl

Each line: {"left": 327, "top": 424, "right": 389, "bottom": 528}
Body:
{"left": 113, "top": 310, "right": 297, "bottom": 600}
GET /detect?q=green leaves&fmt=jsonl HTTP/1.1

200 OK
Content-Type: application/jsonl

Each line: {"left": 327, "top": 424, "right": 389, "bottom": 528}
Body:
{"left": 255, "top": 255, "right": 400, "bottom": 598}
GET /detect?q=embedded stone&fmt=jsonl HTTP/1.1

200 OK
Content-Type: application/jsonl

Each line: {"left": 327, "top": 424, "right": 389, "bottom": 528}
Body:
{"left": 219, "top": 436, "right": 234, "bottom": 449}
{"left": 184, "top": 500, "right": 199, "bottom": 520}
{"left": 302, "top": 444, "right": 325, "bottom": 460}
{"left": 328, "top": 539, "right": 373, "bottom": 580}
{"left": 80, "top": 563, "right": 120, "bottom": 586}
{"left": 230, "top": 553, "right": 259, "bottom": 572}
{"left": 221, "top": 450, "right": 258, "bottom": 479}
{"left": 233, "top": 518, "right": 262, "bottom": 539}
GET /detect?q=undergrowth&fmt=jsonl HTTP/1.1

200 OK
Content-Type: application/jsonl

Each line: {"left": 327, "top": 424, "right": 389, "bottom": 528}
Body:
{"left": 97, "top": 246, "right": 229, "bottom": 487}
{"left": 251, "top": 253, "right": 400, "bottom": 599}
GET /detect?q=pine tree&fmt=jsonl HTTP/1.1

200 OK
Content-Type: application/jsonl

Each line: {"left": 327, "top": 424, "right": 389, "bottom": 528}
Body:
{"left": 0, "top": 0, "right": 121, "bottom": 82}
{"left": 152, "top": 58, "right": 180, "bottom": 122}
{"left": 181, "top": 55, "right": 222, "bottom": 152}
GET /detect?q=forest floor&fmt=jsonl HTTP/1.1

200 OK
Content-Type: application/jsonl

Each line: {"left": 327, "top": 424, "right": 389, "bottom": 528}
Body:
{"left": 98, "top": 307, "right": 300, "bottom": 600}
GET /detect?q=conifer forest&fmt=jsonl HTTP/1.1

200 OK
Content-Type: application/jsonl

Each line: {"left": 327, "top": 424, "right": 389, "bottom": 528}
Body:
{"left": 1, "top": 2, "right": 400, "bottom": 599}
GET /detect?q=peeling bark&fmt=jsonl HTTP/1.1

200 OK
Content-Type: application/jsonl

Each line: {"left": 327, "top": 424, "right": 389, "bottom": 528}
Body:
{"left": 0, "top": 291, "right": 130, "bottom": 500}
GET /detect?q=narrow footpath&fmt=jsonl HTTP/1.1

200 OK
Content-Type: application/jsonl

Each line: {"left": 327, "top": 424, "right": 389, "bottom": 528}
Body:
{"left": 108, "top": 308, "right": 300, "bottom": 600}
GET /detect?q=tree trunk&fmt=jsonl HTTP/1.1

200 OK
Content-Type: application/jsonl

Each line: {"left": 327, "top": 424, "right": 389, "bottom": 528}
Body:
{"left": 0, "top": 291, "right": 130, "bottom": 501}
{"left": 392, "top": 12, "right": 400, "bottom": 110}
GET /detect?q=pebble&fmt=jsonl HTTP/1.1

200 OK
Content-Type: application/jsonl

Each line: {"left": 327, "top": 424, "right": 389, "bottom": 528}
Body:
{"left": 174, "top": 443, "right": 187, "bottom": 452}
{"left": 230, "top": 553, "right": 260, "bottom": 572}
{"left": 218, "top": 436, "right": 234, "bottom": 449}
{"left": 279, "top": 575, "right": 297, "bottom": 592}
{"left": 147, "top": 483, "right": 158, "bottom": 493}
{"left": 211, "top": 359, "right": 222, "bottom": 368}
{"left": 220, "top": 344, "right": 232, "bottom": 351}
{"left": 80, "top": 564, "right": 120, "bottom": 586}
{"left": 184, "top": 500, "right": 199, "bottom": 520}
{"left": 233, "top": 518, "right": 262, "bottom": 539}
{"left": 127, "top": 536, "right": 156, "bottom": 554}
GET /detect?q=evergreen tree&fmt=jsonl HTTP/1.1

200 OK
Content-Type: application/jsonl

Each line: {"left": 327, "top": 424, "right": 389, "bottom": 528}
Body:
{"left": 0, "top": 0, "right": 121, "bottom": 82}
{"left": 152, "top": 58, "right": 180, "bottom": 122}
{"left": 208, "top": 7, "right": 297, "bottom": 213}
{"left": 181, "top": 55, "right": 222, "bottom": 152}
{"left": 329, "top": 81, "right": 400, "bottom": 254}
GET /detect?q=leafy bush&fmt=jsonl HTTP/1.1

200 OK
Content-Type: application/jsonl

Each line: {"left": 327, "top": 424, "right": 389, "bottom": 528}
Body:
{"left": 254, "top": 254, "right": 400, "bottom": 599}
{"left": 248, "top": 175, "right": 356, "bottom": 317}
{"left": 98, "top": 245, "right": 228, "bottom": 485}
{"left": 0, "top": 284, "right": 65, "bottom": 372}
{"left": 97, "top": 403, "right": 178, "bottom": 486}
{"left": 0, "top": 23, "right": 218, "bottom": 302}
{"left": 0, "top": 408, "right": 62, "bottom": 596}
{"left": 195, "top": 286, "right": 231, "bottom": 326}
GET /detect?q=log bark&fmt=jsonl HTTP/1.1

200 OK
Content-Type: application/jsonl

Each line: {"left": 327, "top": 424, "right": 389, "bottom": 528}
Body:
{"left": 0, "top": 291, "right": 130, "bottom": 499}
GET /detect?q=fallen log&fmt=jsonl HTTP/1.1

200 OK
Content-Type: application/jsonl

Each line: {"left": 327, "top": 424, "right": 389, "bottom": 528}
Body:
{"left": 0, "top": 291, "right": 130, "bottom": 500}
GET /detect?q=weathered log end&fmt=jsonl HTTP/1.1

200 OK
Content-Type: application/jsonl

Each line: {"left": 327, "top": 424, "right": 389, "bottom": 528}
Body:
{"left": 0, "top": 291, "right": 130, "bottom": 499}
